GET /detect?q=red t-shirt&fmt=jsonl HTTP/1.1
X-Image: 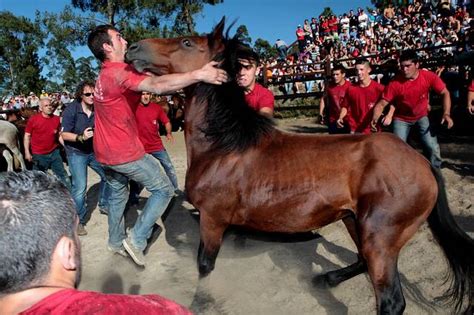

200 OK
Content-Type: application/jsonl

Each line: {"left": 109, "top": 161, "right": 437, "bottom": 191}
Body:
{"left": 25, "top": 113, "right": 60, "bottom": 155}
{"left": 342, "top": 80, "right": 384, "bottom": 134}
{"left": 326, "top": 80, "right": 350, "bottom": 123}
{"left": 93, "top": 61, "right": 148, "bottom": 165}
{"left": 383, "top": 69, "right": 446, "bottom": 122}
{"left": 20, "top": 289, "right": 191, "bottom": 315}
{"left": 469, "top": 79, "right": 474, "bottom": 92}
{"left": 245, "top": 83, "right": 275, "bottom": 112}
{"left": 135, "top": 102, "right": 170, "bottom": 153}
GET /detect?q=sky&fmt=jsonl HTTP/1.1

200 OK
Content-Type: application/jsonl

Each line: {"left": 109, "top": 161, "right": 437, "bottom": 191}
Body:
{"left": 1, "top": 0, "right": 373, "bottom": 47}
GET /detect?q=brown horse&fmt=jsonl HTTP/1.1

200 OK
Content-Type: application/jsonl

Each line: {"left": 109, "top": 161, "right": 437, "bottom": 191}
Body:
{"left": 126, "top": 18, "right": 473, "bottom": 314}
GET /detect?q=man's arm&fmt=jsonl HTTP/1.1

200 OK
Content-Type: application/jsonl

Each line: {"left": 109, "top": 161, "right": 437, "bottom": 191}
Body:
{"left": 24, "top": 133, "right": 32, "bottom": 162}
{"left": 336, "top": 107, "right": 348, "bottom": 128}
{"left": 381, "top": 105, "right": 396, "bottom": 126}
{"left": 258, "top": 107, "right": 274, "bottom": 118}
{"left": 319, "top": 92, "right": 326, "bottom": 123}
{"left": 439, "top": 88, "right": 453, "bottom": 129}
{"left": 371, "top": 98, "right": 389, "bottom": 130}
{"left": 164, "top": 122, "right": 174, "bottom": 142}
{"left": 138, "top": 61, "right": 228, "bottom": 95}
{"left": 468, "top": 90, "right": 474, "bottom": 115}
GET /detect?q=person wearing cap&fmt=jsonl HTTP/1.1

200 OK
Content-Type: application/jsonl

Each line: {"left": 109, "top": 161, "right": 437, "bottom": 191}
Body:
{"left": 24, "top": 97, "right": 71, "bottom": 189}
{"left": 236, "top": 46, "right": 274, "bottom": 118}
{"left": 371, "top": 49, "right": 453, "bottom": 168}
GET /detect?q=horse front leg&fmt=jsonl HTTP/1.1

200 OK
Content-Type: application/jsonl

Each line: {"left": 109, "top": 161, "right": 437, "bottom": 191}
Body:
{"left": 198, "top": 211, "right": 228, "bottom": 277}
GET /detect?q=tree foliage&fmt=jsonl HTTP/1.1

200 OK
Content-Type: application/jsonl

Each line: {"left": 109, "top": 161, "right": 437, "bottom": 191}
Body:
{"left": 320, "top": 7, "right": 335, "bottom": 17}
{"left": 235, "top": 24, "right": 252, "bottom": 45}
{"left": 254, "top": 38, "right": 277, "bottom": 60}
{"left": 0, "top": 11, "right": 45, "bottom": 95}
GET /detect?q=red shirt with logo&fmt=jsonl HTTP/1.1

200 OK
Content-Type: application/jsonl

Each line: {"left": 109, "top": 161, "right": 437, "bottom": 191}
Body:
{"left": 342, "top": 80, "right": 384, "bottom": 134}
{"left": 326, "top": 80, "right": 350, "bottom": 123}
{"left": 245, "top": 83, "right": 275, "bottom": 112}
{"left": 93, "top": 61, "right": 148, "bottom": 165}
{"left": 25, "top": 113, "right": 60, "bottom": 154}
{"left": 135, "top": 102, "right": 170, "bottom": 153}
{"left": 382, "top": 69, "right": 446, "bottom": 122}
{"left": 20, "top": 289, "right": 192, "bottom": 314}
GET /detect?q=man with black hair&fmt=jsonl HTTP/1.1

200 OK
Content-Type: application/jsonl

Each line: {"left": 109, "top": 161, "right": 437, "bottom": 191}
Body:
{"left": 0, "top": 171, "right": 191, "bottom": 314}
{"left": 87, "top": 24, "right": 228, "bottom": 266}
{"left": 235, "top": 47, "right": 274, "bottom": 118}
{"left": 319, "top": 65, "right": 351, "bottom": 134}
{"left": 371, "top": 49, "right": 453, "bottom": 168}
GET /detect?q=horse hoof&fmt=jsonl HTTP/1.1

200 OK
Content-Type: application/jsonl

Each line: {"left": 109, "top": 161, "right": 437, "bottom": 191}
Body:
{"left": 198, "top": 264, "right": 214, "bottom": 278}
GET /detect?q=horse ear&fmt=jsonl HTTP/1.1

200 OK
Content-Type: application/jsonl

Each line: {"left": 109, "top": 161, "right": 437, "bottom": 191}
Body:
{"left": 211, "top": 16, "right": 225, "bottom": 42}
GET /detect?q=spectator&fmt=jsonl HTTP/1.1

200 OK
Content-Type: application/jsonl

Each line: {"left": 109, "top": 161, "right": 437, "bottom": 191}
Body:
{"left": 236, "top": 46, "right": 275, "bottom": 117}
{"left": 319, "top": 65, "right": 351, "bottom": 134}
{"left": 24, "top": 97, "right": 71, "bottom": 190}
{"left": 275, "top": 38, "right": 288, "bottom": 61}
{"left": 60, "top": 81, "right": 110, "bottom": 237}
{"left": 129, "top": 91, "right": 179, "bottom": 204}
{"left": 337, "top": 58, "right": 391, "bottom": 134}
{"left": 0, "top": 171, "right": 192, "bottom": 315}
{"left": 87, "top": 25, "right": 227, "bottom": 266}
{"left": 296, "top": 25, "right": 306, "bottom": 53}
{"left": 371, "top": 50, "right": 453, "bottom": 168}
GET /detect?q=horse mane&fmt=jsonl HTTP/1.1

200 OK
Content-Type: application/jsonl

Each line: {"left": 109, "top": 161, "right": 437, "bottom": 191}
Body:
{"left": 196, "top": 34, "right": 275, "bottom": 154}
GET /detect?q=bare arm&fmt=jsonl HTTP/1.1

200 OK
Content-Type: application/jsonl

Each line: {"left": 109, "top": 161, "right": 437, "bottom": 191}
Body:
{"left": 138, "top": 61, "right": 228, "bottom": 95}
{"left": 371, "top": 98, "right": 389, "bottom": 130}
{"left": 337, "top": 107, "right": 348, "bottom": 128}
{"left": 164, "top": 122, "right": 174, "bottom": 142}
{"left": 439, "top": 88, "right": 453, "bottom": 129}
{"left": 468, "top": 91, "right": 474, "bottom": 115}
{"left": 259, "top": 107, "right": 274, "bottom": 118}
{"left": 381, "top": 105, "right": 396, "bottom": 126}
{"left": 24, "top": 133, "right": 32, "bottom": 162}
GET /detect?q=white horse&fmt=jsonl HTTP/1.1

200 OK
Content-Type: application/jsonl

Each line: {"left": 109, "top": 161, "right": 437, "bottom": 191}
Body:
{"left": 0, "top": 120, "right": 26, "bottom": 172}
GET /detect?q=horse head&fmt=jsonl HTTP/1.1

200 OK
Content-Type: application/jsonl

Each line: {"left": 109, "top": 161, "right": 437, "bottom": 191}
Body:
{"left": 126, "top": 17, "right": 226, "bottom": 75}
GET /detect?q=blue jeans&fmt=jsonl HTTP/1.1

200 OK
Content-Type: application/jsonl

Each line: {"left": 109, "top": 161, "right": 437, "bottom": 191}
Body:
{"left": 67, "top": 151, "right": 110, "bottom": 225}
{"left": 129, "top": 150, "right": 178, "bottom": 203}
{"left": 104, "top": 154, "right": 174, "bottom": 251}
{"left": 392, "top": 116, "right": 442, "bottom": 168}
{"left": 33, "top": 148, "right": 71, "bottom": 190}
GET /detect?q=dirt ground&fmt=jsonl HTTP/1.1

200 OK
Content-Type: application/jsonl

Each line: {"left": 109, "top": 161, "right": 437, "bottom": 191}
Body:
{"left": 78, "top": 117, "right": 473, "bottom": 315}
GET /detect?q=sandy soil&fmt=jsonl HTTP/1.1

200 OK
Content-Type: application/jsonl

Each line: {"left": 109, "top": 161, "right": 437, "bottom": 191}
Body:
{"left": 78, "top": 118, "right": 473, "bottom": 314}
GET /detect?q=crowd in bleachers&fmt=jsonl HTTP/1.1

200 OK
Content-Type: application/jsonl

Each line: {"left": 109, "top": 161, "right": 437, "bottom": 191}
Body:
{"left": 263, "top": 0, "right": 473, "bottom": 94}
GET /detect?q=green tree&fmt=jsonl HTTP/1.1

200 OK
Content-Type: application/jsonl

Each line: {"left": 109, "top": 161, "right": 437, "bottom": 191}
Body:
{"left": 320, "top": 7, "right": 335, "bottom": 18}
{"left": 0, "top": 11, "right": 45, "bottom": 95}
{"left": 253, "top": 38, "right": 277, "bottom": 60}
{"left": 235, "top": 24, "right": 252, "bottom": 45}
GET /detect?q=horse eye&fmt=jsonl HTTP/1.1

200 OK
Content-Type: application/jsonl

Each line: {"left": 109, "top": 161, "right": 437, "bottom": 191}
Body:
{"left": 182, "top": 39, "right": 192, "bottom": 47}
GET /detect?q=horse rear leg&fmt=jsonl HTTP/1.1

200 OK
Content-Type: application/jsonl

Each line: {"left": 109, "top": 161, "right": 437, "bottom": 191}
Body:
{"left": 2, "top": 149, "right": 14, "bottom": 172}
{"left": 323, "top": 214, "right": 367, "bottom": 286}
{"left": 9, "top": 146, "right": 26, "bottom": 171}
{"left": 198, "top": 212, "right": 228, "bottom": 277}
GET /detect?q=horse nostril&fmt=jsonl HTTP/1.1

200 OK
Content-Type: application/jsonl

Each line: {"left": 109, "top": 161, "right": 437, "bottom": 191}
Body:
{"left": 128, "top": 43, "right": 140, "bottom": 53}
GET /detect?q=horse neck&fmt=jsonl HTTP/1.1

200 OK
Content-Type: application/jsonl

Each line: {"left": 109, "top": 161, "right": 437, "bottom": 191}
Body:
{"left": 183, "top": 90, "right": 212, "bottom": 166}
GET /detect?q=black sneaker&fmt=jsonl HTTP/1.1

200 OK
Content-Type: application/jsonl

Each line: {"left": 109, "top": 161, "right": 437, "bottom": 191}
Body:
{"left": 122, "top": 237, "right": 146, "bottom": 266}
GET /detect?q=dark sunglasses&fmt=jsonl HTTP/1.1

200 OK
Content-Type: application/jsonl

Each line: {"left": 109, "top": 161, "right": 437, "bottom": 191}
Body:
{"left": 83, "top": 93, "right": 93, "bottom": 97}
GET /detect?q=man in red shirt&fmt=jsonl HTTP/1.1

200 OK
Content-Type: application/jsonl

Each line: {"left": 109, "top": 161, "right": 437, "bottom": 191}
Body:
{"left": 129, "top": 91, "right": 178, "bottom": 204}
{"left": 337, "top": 59, "right": 393, "bottom": 134}
{"left": 319, "top": 65, "right": 351, "bottom": 134}
{"left": 371, "top": 50, "right": 453, "bottom": 168}
{"left": 468, "top": 79, "right": 474, "bottom": 115}
{"left": 24, "top": 97, "right": 71, "bottom": 190}
{"left": 236, "top": 47, "right": 274, "bottom": 118}
{"left": 87, "top": 25, "right": 227, "bottom": 266}
{"left": 0, "top": 171, "right": 191, "bottom": 315}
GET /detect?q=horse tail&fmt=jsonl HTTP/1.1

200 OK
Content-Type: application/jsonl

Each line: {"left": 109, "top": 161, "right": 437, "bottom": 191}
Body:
{"left": 427, "top": 166, "right": 474, "bottom": 313}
